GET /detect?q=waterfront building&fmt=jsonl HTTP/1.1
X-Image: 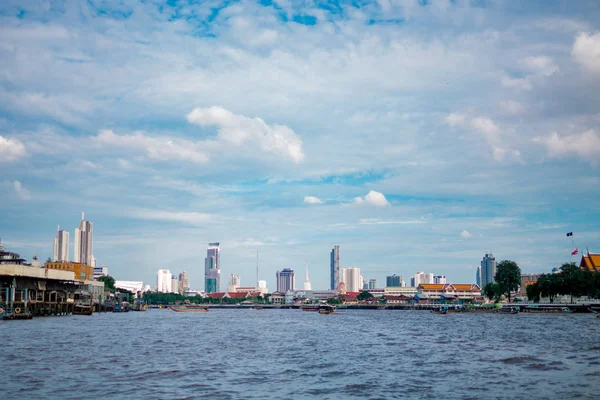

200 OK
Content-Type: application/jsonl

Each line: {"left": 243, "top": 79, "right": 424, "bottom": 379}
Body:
{"left": 290, "top": 289, "right": 337, "bottom": 303}
{"left": 330, "top": 245, "right": 340, "bottom": 290}
{"left": 73, "top": 212, "right": 93, "bottom": 266}
{"left": 93, "top": 266, "right": 108, "bottom": 279}
{"left": 115, "top": 280, "right": 144, "bottom": 296}
{"left": 276, "top": 268, "right": 295, "bottom": 293}
{"left": 303, "top": 265, "right": 312, "bottom": 291}
{"left": 178, "top": 271, "right": 189, "bottom": 294}
{"left": 476, "top": 266, "right": 481, "bottom": 287}
{"left": 341, "top": 267, "right": 361, "bottom": 292}
{"left": 386, "top": 274, "right": 401, "bottom": 287}
{"left": 204, "top": 242, "right": 221, "bottom": 293}
{"left": 369, "top": 279, "right": 376, "bottom": 290}
{"left": 384, "top": 286, "right": 418, "bottom": 298}
{"left": 481, "top": 253, "right": 496, "bottom": 288}
{"left": 417, "top": 283, "right": 482, "bottom": 303}
{"left": 434, "top": 275, "right": 447, "bottom": 284}
{"left": 269, "top": 292, "right": 286, "bottom": 304}
{"left": 157, "top": 269, "right": 171, "bottom": 293}
{"left": 44, "top": 261, "right": 94, "bottom": 281}
{"left": 171, "top": 274, "right": 178, "bottom": 293}
{"left": 52, "top": 226, "right": 69, "bottom": 262}
{"left": 411, "top": 271, "right": 434, "bottom": 287}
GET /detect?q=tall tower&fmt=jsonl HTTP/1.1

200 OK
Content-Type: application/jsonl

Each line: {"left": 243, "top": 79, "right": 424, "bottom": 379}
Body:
{"left": 481, "top": 253, "right": 496, "bottom": 288}
{"left": 330, "top": 245, "right": 340, "bottom": 290}
{"left": 476, "top": 266, "right": 481, "bottom": 287}
{"left": 73, "top": 212, "right": 93, "bottom": 265}
{"left": 276, "top": 268, "right": 295, "bottom": 293}
{"left": 341, "top": 267, "right": 361, "bottom": 292}
{"left": 303, "top": 264, "right": 312, "bottom": 291}
{"left": 204, "top": 242, "right": 221, "bottom": 293}
{"left": 52, "top": 225, "right": 69, "bottom": 262}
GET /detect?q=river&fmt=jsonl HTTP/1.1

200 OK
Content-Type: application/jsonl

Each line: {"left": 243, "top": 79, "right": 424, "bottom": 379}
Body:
{"left": 2, "top": 309, "right": 599, "bottom": 399}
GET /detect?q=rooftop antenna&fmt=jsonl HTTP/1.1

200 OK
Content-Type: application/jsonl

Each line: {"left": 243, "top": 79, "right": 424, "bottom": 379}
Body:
{"left": 81, "top": 212, "right": 84, "bottom": 221}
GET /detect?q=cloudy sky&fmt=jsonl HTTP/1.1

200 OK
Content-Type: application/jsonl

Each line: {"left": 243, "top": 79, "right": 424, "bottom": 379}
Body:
{"left": 1, "top": 0, "right": 599, "bottom": 291}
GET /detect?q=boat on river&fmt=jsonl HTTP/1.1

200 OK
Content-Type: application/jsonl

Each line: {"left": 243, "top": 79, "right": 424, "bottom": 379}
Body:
{"left": 318, "top": 305, "right": 335, "bottom": 315}
{"left": 171, "top": 306, "right": 209, "bottom": 313}
{"left": 301, "top": 305, "right": 319, "bottom": 312}
{"left": 431, "top": 306, "right": 447, "bottom": 315}
{"left": 524, "top": 305, "right": 573, "bottom": 313}
{"left": 73, "top": 290, "right": 94, "bottom": 316}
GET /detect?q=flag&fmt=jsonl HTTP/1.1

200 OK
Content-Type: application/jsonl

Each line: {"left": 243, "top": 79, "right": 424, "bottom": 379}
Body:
{"left": 572, "top": 248, "right": 578, "bottom": 256}
{"left": 566, "top": 232, "right": 573, "bottom": 237}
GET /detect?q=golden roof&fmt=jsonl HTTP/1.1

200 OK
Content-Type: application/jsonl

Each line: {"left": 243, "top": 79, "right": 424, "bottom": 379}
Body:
{"left": 580, "top": 253, "right": 600, "bottom": 272}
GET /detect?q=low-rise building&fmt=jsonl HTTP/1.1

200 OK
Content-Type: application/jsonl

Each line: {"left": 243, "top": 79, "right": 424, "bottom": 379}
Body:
{"left": 269, "top": 292, "right": 286, "bottom": 304}
{"left": 45, "top": 261, "right": 94, "bottom": 281}
{"left": 417, "top": 283, "right": 482, "bottom": 303}
{"left": 519, "top": 273, "right": 542, "bottom": 295}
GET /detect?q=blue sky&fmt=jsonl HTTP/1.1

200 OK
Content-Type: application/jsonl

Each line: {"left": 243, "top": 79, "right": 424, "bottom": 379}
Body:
{"left": 1, "top": 0, "right": 599, "bottom": 291}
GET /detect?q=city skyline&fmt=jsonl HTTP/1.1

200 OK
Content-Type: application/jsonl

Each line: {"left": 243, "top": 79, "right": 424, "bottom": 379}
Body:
{"left": 1, "top": 1, "right": 599, "bottom": 290}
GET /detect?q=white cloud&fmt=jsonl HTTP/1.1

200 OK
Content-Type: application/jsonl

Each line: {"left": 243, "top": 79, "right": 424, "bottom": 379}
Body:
{"left": 499, "top": 100, "right": 524, "bottom": 115}
{"left": 522, "top": 56, "right": 559, "bottom": 76}
{"left": 0, "top": 135, "right": 26, "bottom": 162}
{"left": 572, "top": 32, "right": 600, "bottom": 73}
{"left": 126, "top": 208, "right": 213, "bottom": 225}
{"left": 354, "top": 190, "right": 391, "bottom": 207}
{"left": 13, "top": 181, "right": 31, "bottom": 201}
{"left": 471, "top": 117, "right": 520, "bottom": 161}
{"left": 460, "top": 230, "right": 472, "bottom": 238}
{"left": 532, "top": 129, "right": 600, "bottom": 165}
{"left": 304, "top": 196, "right": 323, "bottom": 204}
{"left": 94, "top": 129, "right": 209, "bottom": 164}
{"left": 445, "top": 113, "right": 466, "bottom": 127}
{"left": 186, "top": 106, "right": 304, "bottom": 163}
{"left": 501, "top": 76, "right": 532, "bottom": 91}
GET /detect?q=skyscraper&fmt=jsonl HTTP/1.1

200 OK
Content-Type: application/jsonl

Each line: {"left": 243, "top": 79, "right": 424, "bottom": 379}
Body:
{"left": 228, "top": 274, "right": 241, "bottom": 292}
{"left": 171, "top": 274, "right": 178, "bottom": 293}
{"left": 205, "top": 242, "right": 221, "bottom": 293}
{"left": 157, "top": 269, "right": 171, "bottom": 293}
{"left": 386, "top": 274, "right": 401, "bottom": 287}
{"left": 481, "top": 253, "right": 496, "bottom": 288}
{"left": 330, "top": 245, "right": 340, "bottom": 290}
{"left": 178, "top": 271, "right": 190, "bottom": 294}
{"left": 434, "top": 275, "right": 447, "bottom": 284}
{"left": 73, "top": 212, "right": 93, "bottom": 265}
{"left": 52, "top": 225, "right": 69, "bottom": 262}
{"left": 303, "top": 265, "right": 312, "bottom": 290}
{"left": 476, "top": 266, "right": 481, "bottom": 287}
{"left": 368, "top": 279, "right": 376, "bottom": 290}
{"left": 276, "top": 268, "right": 295, "bottom": 293}
{"left": 341, "top": 267, "right": 361, "bottom": 292}
{"left": 411, "top": 271, "right": 434, "bottom": 287}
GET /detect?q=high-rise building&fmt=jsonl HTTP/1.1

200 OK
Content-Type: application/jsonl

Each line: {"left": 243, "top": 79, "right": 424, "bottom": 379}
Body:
{"left": 178, "top": 271, "right": 190, "bottom": 294}
{"left": 434, "top": 275, "right": 447, "bottom": 284}
{"left": 341, "top": 267, "right": 361, "bottom": 292}
{"left": 171, "top": 275, "right": 178, "bottom": 293}
{"left": 157, "top": 269, "right": 171, "bottom": 293}
{"left": 476, "top": 266, "right": 481, "bottom": 287}
{"left": 304, "top": 265, "right": 312, "bottom": 290}
{"left": 73, "top": 212, "right": 93, "bottom": 265}
{"left": 411, "top": 271, "right": 434, "bottom": 287}
{"left": 94, "top": 266, "right": 109, "bottom": 279}
{"left": 481, "top": 253, "right": 496, "bottom": 288}
{"left": 228, "top": 274, "right": 241, "bottom": 292}
{"left": 204, "top": 242, "right": 221, "bottom": 293}
{"left": 368, "top": 279, "right": 376, "bottom": 290}
{"left": 386, "top": 274, "right": 402, "bottom": 287}
{"left": 52, "top": 225, "right": 69, "bottom": 262}
{"left": 330, "top": 245, "right": 340, "bottom": 290}
{"left": 276, "top": 268, "right": 295, "bottom": 293}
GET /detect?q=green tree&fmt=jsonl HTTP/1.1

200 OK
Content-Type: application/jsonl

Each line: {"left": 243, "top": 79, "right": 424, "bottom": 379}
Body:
{"left": 526, "top": 282, "right": 541, "bottom": 302}
{"left": 538, "top": 273, "right": 562, "bottom": 303}
{"left": 357, "top": 291, "right": 374, "bottom": 301}
{"left": 483, "top": 282, "right": 501, "bottom": 302}
{"left": 495, "top": 260, "right": 521, "bottom": 303}
{"left": 559, "top": 262, "right": 585, "bottom": 302}
{"left": 97, "top": 275, "right": 116, "bottom": 291}
{"left": 378, "top": 296, "right": 387, "bottom": 304}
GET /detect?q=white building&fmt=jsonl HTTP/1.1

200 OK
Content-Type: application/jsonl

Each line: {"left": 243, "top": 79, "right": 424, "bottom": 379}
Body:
{"left": 258, "top": 280, "right": 268, "bottom": 294}
{"left": 341, "top": 267, "right": 361, "bottom": 292}
{"left": 52, "top": 226, "right": 69, "bottom": 262}
{"left": 303, "top": 265, "right": 312, "bottom": 291}
{"left": 115, "top": 280, "right": 144, "bottom": 295}
{"left": 157, "top": 269, "right": 171, "bottom": 293}
{"left": 73, "top": 212, "right": 93, "bottom": 266}
{"left": 434, "top": 275, "right": 447, "bottom": 284}
{"left": 93, "top": 266, "right": 109, "bottom": 279}
{"left": 411, "top": 271, "right": 434, "bottom": 286}
{"left": 171, "top": 275, "right": 178, "bottom": 293}
{"left": 481, "top": 253, "right": 496, "bottom": 288}
{"left": 227, "top": 273, "right": 241, "bottom": 292}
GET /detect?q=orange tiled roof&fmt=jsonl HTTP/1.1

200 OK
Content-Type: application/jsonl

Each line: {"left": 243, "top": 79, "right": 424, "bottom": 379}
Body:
{"left": 419, "top": 284, "right": 444, "bottom": 290}
{"left": 453, "top": 284, "right": 475, "bottom": 291}
{"left": 207, "top": 292, "right": 226, "bottom": 298}
{"left": 580, "top": 253, "right": 600, "bottom": 272}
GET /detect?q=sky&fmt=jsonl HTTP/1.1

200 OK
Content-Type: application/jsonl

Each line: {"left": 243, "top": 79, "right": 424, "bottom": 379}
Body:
{"left": 1, "top": 0, "right": 599, "bottom": 291}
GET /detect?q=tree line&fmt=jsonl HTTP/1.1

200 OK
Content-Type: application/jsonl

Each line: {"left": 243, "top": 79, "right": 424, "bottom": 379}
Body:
{"left": 525, "top": 263, "right": 600, "bottom": 303}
